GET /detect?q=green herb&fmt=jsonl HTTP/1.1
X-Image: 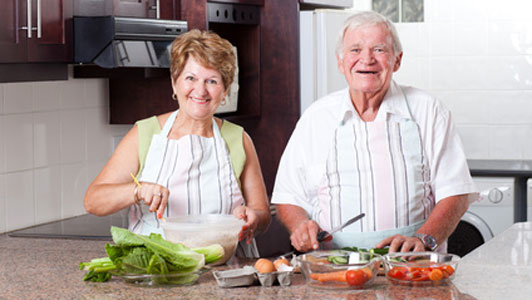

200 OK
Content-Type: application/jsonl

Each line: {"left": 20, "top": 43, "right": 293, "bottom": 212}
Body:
{"left": 79, "top": 226, "right": 225, "bottom": 283}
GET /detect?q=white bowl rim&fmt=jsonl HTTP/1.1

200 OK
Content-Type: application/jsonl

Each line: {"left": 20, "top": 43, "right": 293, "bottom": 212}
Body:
{"left": 161, "top": 214, "right": 244, "bottom": 230}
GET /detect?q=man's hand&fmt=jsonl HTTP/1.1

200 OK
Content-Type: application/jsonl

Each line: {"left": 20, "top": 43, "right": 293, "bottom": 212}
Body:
{"left": 290, "top": 219, "right": 321, "bottom": 252}
{"left": 376, "top": 234, "right": 426, "bottom": 253}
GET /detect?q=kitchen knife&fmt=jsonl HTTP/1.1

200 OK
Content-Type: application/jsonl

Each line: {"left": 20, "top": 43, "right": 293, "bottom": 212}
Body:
{"left": 316, "top": 213, "right": 365, "bottom": 242}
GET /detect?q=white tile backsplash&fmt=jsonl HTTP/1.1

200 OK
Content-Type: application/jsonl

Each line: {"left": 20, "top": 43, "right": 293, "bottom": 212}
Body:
{"left": 4, "top": 114, "right": 33, "bottom": 172}
{"left": 34, "top": 166, "right": 62, "bottom": 224}
{"left": 85, "top": 79, "right": 108, "bottom": 108}
{"left": 34, "top": 111, "right": 61, "bottom": 168}
{"left": 428, "top": 23, "right": 455, "bottom": 57}
{"left": 489, "top": 125, "right": 525, "bottom": 159}
{"left": 33, "top": 81, "right": 61, "bottom": 112}
{"left": 395, "top": 0, "right": 532, "bottom": 160}
{"left": 0, "top": 116, "right": 4, "bottom": 174}
{"left": 456, "top": 125, "right": 490, "bottom": 159}
{"left": 61, "top": 79, "right": 85, "bottom": 110}
{"left": 0, "top": 75, "right": 117, "bottom": 233}
{"left": 488, "top": 91, "right": 532, "bottom": 124}
{"left": 5, "top": 170, "right": 34, "bottom": 231}
{"left": 60, "top": 109, "right": 86, "bottom": 164}
{"left": 453, "top": 22, "right": 488, "bottom": 57}
{"left": 0, "top": 85, "right": 4, "bottom": 114}
{"left": 0, "top": 174, "right": 5, "bottom": 232}
{"left": 4, "top": 82, "right": 33, "bottom": 114}
{"left": 61, "top": 162, "right": 88, "bottom": 218}
{"left": 86, "top": 108, "right": 112, "bottom": 162}
{"left": 453, "top": 0, "right": 488, "bottom": 23}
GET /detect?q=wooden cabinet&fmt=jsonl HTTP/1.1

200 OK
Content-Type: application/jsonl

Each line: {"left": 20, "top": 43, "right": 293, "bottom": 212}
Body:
{"left": 299, "top": 0, "right": 352, "bottom": 9}
{"left": 0, "top": 0, "right": 72, "bottom": 63}
{"left": 73, "top": 0, "right": 179, "bottom": 19}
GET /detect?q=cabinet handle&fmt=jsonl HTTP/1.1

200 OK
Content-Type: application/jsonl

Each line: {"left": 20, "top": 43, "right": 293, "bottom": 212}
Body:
{"left": 36, "top": 0, "right": 42, "bottom": 38}
{"left": 24, "top": 0, "right": 32, "bottom": 38}
{"left": 19, "top": 0, "right": 40, "bottom": 38}
{"left": 149, "top": 0, "right": 160, "bottom": 19}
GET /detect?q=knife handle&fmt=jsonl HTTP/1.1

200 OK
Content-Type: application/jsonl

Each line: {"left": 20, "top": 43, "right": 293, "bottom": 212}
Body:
{"left": 317, "top": 231, "right": 332, "bottom": 242}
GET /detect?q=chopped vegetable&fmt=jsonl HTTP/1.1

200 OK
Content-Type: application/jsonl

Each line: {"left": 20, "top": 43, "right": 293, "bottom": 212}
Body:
{"left": 327, "top": 255, "right": 348, "bottom": 265}
{"left": 309, "top": 270, "right": 348, "bottom": 282}
{"left": 387, "top": 263, "right": 455, "bottom": 282}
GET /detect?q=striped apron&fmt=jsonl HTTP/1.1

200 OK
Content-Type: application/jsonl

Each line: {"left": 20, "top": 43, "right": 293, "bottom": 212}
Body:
{"left": 316, "top": 87, "right": 436, "bottom": 250}
{"left": 128, "top": 110, "right": 259, "bottom": 257}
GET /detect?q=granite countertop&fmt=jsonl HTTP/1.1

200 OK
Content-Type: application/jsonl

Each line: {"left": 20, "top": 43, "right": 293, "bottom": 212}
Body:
{"left": 2, "top": 223, "right": 532, "bottom": 300}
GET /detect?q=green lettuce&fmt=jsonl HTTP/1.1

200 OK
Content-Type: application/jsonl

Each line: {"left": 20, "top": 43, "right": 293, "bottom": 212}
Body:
{"left": 79, "top": 226, "right": 224, "bottom": 283}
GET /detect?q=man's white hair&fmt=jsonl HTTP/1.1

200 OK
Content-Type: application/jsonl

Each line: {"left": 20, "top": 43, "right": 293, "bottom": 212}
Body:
{"left": 335, "top": 11, "right": 403, "bottom": 58}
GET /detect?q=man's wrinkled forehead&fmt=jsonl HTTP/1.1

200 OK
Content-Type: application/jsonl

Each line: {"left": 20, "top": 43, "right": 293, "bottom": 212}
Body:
{"left": 342, "top": 23, "right": 394, "bottom": 49}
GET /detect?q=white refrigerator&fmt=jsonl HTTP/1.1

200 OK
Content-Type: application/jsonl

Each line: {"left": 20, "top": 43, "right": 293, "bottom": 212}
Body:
{"left": 299, "top": 9, "right": 354, "bottom": 115}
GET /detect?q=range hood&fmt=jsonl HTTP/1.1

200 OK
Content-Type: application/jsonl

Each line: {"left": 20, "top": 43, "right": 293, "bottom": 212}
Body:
{"left": 74, "top": 16, "right": 187, "bottom": 68}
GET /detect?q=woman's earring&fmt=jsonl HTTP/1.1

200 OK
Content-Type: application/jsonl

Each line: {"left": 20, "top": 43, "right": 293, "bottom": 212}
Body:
{"left": 172, "top": 93, "right": 177, "bottom": 101}
{"left": 220, "top": 98, "right": 226, "bottom": 106}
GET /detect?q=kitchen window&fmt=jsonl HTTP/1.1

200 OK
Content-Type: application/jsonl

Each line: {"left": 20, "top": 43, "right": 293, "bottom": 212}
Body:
{"left": 372, "top": 0, "right": 424, "bottom": 22}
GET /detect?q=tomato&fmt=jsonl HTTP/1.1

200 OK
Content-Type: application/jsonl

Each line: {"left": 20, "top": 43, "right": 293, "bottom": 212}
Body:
{"left": 408, "top": 269, "right": 429, "bottom": 281}
{"left": 361, "top": 267, "right": 373, "bottom": 280}
{"left": 428, "top": 269, "right": 443, "bottom": 281}
{"left": 346, "top": 269, "right": 367, "bottom": 286}
{"left": 388, "top": 267, "right": 407, "bottom": 280}
{"left": 439, "top": 265, "right": 455, "bottom": 276}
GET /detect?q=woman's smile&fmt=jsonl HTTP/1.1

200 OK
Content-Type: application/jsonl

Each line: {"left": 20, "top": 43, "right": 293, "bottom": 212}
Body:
{"left": 173, "top": 56, "right": 227, "bottom": 121}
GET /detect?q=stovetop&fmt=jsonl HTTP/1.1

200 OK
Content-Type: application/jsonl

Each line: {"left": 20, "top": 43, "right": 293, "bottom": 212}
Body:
{"left": 7, "top": 210, "right": 128, "bottom": 240}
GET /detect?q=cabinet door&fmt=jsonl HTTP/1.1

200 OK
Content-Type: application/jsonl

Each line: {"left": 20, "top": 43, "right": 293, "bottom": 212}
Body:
{"left": 0, "top": 0, "right": 27, "bottom": 63}
{"left": 148, "top": 0, "right": 178, "bottom": 19}
{"left": 113, "top": 0, "right": 149, "bottom": 17}
{"left": 27, "top": 0, "right": 72, "bottom": 62}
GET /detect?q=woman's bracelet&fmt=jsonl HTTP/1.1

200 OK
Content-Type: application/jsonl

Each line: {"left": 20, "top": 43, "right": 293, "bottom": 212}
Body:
{"left": 133, "top": 185, "right": 141, "bottom": 205}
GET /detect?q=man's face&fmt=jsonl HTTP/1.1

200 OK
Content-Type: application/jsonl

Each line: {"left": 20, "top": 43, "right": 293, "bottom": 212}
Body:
{"left": 337, "top": 23, "right": 402, "bottom": 96}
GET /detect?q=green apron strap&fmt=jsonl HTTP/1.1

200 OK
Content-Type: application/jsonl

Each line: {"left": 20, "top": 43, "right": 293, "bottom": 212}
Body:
{"left": 135, "top": 116, "right": 161, "bottom": 177}
{"left": 220, "top": 120, "right": 246, "bottom": 189}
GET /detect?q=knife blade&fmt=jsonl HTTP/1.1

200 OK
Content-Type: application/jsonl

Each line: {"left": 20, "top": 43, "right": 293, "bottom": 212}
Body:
{"left": 317, "top": 212, "right": 365, "bottom": 242}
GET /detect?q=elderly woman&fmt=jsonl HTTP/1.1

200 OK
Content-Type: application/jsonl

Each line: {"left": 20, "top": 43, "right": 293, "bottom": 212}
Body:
{"left": 84, "top": 29, "right": 271, "bottom": 256}
{"left": 272, "top": 11, "right": 477, "bottom": 253}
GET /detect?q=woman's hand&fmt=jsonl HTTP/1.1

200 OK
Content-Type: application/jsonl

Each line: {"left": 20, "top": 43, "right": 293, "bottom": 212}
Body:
{"left": 376, "top": 234, "right": 425, "bottom": 253}
{"left": 233, "top": 206, "right": 259, "bottom": 244}
{"left": 136, "top": 182, "right": 170, "bottom": 218}
{"left": 290, "top": 220, "right": 321, "bottom": 252}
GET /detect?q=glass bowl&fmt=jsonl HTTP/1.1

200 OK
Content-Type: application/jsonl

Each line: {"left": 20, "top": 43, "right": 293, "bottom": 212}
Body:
{"left": 111, "top": 269, "right": 207, "bottom": 287}
{"left": 297, "top": 250, "right": 382, "bottom": 289}
{"left": 161, "top": 214, "right": 244, "bottom": 265}
{"left": 383, "top": 252, "right": 460, "bottom": 286}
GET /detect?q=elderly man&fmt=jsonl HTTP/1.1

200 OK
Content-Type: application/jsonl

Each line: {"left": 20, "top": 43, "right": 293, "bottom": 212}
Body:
{"left": 272, "top": 11, "right": 477, "bottom": 253}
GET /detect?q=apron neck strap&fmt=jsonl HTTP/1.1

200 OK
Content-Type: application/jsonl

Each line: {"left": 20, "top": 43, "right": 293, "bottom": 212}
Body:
{"left": 160, "top": 110, "right": 221, "bottom": 138}
{"left": 396, "top": 83, "right": 415, "bottom": 122}
{"left": 161, "top": 110, "right": 178, "bottom": 136}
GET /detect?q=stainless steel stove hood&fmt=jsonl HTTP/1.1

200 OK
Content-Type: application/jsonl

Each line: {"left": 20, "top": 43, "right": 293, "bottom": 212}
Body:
{"left": 73, "top": 16, "right": 187, "bottom": 68}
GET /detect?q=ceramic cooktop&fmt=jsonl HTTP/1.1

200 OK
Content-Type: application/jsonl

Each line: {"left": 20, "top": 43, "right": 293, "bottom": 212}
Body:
{"left": 7, "top": 210, "right": 128, "bottom": 240}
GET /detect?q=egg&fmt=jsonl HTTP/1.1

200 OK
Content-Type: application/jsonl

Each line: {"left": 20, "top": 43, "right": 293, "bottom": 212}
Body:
{"left": 273, "top": 258, "right": 291, "bottom": 270}
{"left": 254, "top": 258, "right": 276, "bottom": 273}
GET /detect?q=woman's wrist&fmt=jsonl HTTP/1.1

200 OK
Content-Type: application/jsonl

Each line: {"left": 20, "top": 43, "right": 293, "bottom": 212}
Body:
{"left": 133, "top": 185, "right": 141, "bottom": 205}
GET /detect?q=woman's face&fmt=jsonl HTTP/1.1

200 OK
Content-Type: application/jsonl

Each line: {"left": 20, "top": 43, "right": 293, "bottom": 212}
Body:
{"left": 172, "top": 56, "right": 228, "bottom": 121}
{"left": 337, "top": 23, "right": 402, "bottom": 97}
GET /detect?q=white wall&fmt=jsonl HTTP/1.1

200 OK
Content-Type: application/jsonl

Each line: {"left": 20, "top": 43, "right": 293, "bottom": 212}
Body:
{"left": 391, "top": 0, "right": 532, "bottom": 160}
{"left": 0, "top": 68, "right": 130, "bottom": 233}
